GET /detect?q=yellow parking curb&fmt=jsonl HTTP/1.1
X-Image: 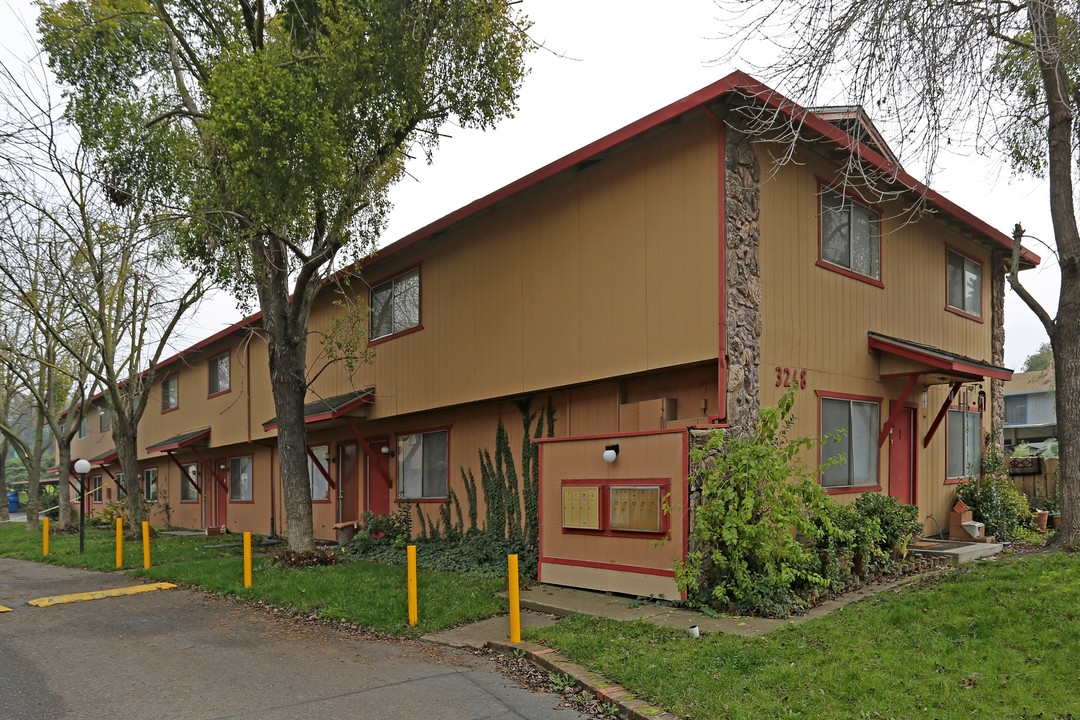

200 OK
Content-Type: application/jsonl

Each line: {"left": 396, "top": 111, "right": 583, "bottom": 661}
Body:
{"left": 28, "top": 583, "right": 177, "bottom": 607}
{"left": 0, "top": 605, "right": 12, "bottom": 613}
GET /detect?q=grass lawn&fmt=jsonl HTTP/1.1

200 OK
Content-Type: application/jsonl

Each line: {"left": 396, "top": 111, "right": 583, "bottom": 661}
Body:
{"left": 528, "top": 553, "right": 1080, "bottom": 720}
{"left": 0, "top": 523, "right": 507, "bottom": 634}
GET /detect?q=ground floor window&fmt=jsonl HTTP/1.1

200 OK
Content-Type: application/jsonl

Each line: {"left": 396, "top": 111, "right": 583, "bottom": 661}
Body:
{"left": 144, "top": 468, "right": 158, "bottom": 502}
{"left": 947, "top": 409, "right": 982, "bottom": 480}
{"left": 820, "top": 396, "right": 880, "bottom": 488}
{"left": 180, "top": 463, "right": 199, "bottom": 502}
{"left": 308, "top": 445, "right": 330, "bottom": 501}
{"left": 91, "top": 475, "right": 102, "bottom": 503}
{"left": 115, "top": 474, "right": 125, "bottom": 501}
{"left": 230, "top": 456, "right": 253, "bottom": 502}
{"left": 397, "top": 430, "right": 448, "bottom": 499}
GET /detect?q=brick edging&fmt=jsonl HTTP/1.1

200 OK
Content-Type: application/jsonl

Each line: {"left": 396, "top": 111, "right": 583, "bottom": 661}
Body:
{"left": 486, "top": 640, "right": 681, "bottom": 720}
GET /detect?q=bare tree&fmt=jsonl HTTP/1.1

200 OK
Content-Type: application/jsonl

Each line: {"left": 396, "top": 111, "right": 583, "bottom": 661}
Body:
{"left": 0, "top": 53, "right": 206, "bottom": 530}
{"left": 716, "top": 0, "right": 1080, "bottom": 549}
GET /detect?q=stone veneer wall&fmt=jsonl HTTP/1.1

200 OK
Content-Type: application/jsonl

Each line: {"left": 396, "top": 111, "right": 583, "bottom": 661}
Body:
{"left": 991, "top": 250, "right": 1006, "bottom": 444}
{"left": 724, "top": 125, "right": 763, "bottom": 440}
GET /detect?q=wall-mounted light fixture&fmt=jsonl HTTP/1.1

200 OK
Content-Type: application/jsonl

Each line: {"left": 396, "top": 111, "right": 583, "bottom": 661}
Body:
{"left": 602, "top": 444, "right": 619, "bottom": 464}
{"left": 978, "top": 389, "right": 986, "bottom": 413}
{"left": 381, "top": 445, "right": 394, "bottom": 458}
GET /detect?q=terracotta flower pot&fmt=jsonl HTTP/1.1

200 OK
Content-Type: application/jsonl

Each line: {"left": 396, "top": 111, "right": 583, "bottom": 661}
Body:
{"left": 1036, "top": 510, "right": 1050, "bottom": 532}
{"left": 1050, "top": 513, "right": 1062, "bottom": 529}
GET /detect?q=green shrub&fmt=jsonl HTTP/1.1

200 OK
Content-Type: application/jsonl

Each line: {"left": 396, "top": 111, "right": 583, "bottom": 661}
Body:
{"left": 851, "top": 492, "right": 921, "bottom": 569}
{"left": 954, "top": 474, "right": 1034, "bottom": 541}
{"left": 344, "top": 530, "right": 536, "bottom": 579}
{"left": 346, "top": 504, "right": 413, "bottom": 553}
{"left": 679, "top": 388, "right": 848, "bottom": 617}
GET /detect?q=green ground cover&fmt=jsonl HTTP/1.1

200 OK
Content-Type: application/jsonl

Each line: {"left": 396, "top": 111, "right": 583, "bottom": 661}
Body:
{"left": 0, "top": 523, "right": 506, "bottom": 634}
{"left": 528, "top": 553, "right": 1079, "bottom": 720}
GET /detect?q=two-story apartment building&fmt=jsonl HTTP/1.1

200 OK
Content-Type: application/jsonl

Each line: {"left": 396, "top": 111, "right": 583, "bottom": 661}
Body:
{"left": 1004, "top": 370, "right": 1057, "bottom": 448}
{"left": 68, "top": 72, "right": 1037, "bottom": 598}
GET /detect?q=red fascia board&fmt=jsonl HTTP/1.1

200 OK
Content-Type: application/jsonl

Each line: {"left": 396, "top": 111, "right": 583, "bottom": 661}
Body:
{"left": 145, "top": 428, "right": 211, "bottom": 454}
{"left": 93, "top": 452, "right": 118, "bottom": 466}
{"left": 340, "top": 71, "right": 1036, "bottom": 286}
{"left": 156, "top": 311, "right": 262, "bottom": 371}
{"left": 868, "top": 336, "right": 1012, "bottom": 381}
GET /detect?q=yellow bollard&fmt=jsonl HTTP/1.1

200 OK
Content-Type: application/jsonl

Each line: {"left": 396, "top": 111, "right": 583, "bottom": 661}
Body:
{"left": 43, "top": 517, "right": 49, "bottom": 557}
{"left": 407, "top": 544, "right": 418, "bottom": 627}
{"left": 243, "top": 532, "right": 252, "bottom": 588}
{"left": 142, "top": 521, "right": 151, "bottom": 569}
{"left": 116, "top": 518, "right": 123, "bottom": 568}
{"left": 508, "top": 554, "right": 521, "bottom": 643}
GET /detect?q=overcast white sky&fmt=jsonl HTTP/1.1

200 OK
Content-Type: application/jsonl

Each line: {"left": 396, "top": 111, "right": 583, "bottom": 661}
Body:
{"left": 0, "top": 0, "right": 1061, "bottom": 369}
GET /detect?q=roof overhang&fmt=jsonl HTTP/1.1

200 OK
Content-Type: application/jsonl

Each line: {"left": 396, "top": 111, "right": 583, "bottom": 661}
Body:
{"left": 89, "top": 450, "right": 119, "bottom": 465}
{"left": 869, "top": 331, "right": 1013, "bottom": 383}
{"left": 262, "top": 388, "right": 374, "bottom": 431}
{"left": 145, "top": 427, "right": 211, "bottom": 454}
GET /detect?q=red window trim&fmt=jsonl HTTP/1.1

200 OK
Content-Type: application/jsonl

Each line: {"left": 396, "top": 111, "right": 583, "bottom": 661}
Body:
{"left": 944, "top": 244, "right": 984, "bottom": 321}
{"left": 816, "top": 178, "right": 885, "bottom": 288}
{"left": 308, "top": 443, "right": 333, "bottom": 503}
{"left": 393, "top": 425, "right": 450, "bottom": 502}
{"left": 559, "top": 478, "right": 672, "bottom": 539}
{"left": 227, "top": 454, "right": 255, "bottom": 504}
{"left": 207, "top": 350, "right": 232, "bottom": 398}
{"left": 368, "top": 263, "right": 423, "bottom": 347}
{"left": 816, "top": 390, "right": 883, "bottom": 492}
{"left": 161, "top": 374, "right": 180, "bottom": 414}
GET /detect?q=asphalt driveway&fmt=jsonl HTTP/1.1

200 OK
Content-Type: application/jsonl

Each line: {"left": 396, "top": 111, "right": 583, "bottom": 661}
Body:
{"left": 0, "top": 558, "right": 586, "bottom": 720}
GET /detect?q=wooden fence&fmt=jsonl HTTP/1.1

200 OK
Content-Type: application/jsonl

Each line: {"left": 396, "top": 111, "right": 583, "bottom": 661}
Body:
{"left": 1007, "top": 456, "right": 1059, "bottom": 505}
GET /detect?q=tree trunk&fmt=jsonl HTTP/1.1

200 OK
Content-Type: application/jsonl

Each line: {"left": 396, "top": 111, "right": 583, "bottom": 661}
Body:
{"left": 1030, "top": 0, "right": 1080, "bottom": 550}
{"left": 269, "top": 330, "right": 316, "bottom": 552}
{"left": 1048, "top": 279, "right": 1080, "bottom": 549}
{"left": 0, "top": 438, "right": 9, "bottom": 524}
{"left": 117, "top": 427, "right": 147, "bottom": 528}
{"left": 25, "top": 457, "right": 40, "bottom": 532}
{"left": 56, "top": 437, "right": 73, "bottom": 528}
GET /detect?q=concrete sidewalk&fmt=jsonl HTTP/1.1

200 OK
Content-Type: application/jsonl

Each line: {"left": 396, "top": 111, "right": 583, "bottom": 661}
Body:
{"left": 423, "top": 572, "right": 922, "bottom": 649}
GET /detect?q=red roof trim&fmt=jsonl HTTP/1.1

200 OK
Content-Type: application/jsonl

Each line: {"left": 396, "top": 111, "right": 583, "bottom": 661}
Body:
{"left": 145, "top": 428, "right": 211, "bottom": 454}
{"left": 342, "top": 71, "right": 1037, "bottom": 282}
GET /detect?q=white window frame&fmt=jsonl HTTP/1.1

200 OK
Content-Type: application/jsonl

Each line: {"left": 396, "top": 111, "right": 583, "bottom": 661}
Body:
{"left": 369, "top": 268, "right": 420, "bottom": 341}
{"left": 208, "top": 351, "right": 230, "bottom": 395}
{"left": 91, "top": 475, "right": 102, "bottom": 503}
{"left": 819, "top": 187, "right": 881, "bottom": 282}
{"left": 308, "top": 445, "right": 330, "bottom": 502}
{"left": 820, "top": 396, "right": 880, "bottom": 489}
{"left": 946, "top": 248, "right": 982, "bottom": 317}
{"left": 947, "top": 409, "right": 983, "bottom": 480}
{"left": 397, "top": 430, "right": 448, "bottom": 499}
{"left": 229, "top": 456, "right": 253, "bottom": 502}
{"left": 144, "top": 468, "right": 158, "bottom": 502}
{"left": 162, "top": 374, "right": 179, "bottom": 412}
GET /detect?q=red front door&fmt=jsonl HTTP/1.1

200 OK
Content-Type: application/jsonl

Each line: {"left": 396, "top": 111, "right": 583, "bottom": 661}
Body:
{"left": 888, "top": 405, "right": 916, "bottom": 505}
{"left": 366, "top": 438, "right": 392, "bottom": 517}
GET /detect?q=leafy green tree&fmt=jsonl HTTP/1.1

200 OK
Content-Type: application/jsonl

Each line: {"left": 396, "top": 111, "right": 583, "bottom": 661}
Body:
{"left": 1022, "top": 342, "right": 1053, "bottom": 372}
{"left": 37, "top": 0, "right": 531, "bottom": 550}
{"left": 716, "top": 0, "right": 1080, "bottom": 550}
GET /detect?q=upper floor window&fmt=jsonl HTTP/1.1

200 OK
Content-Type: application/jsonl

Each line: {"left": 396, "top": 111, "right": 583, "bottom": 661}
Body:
{"left": 1004, "top": 395, "right": 1027, "bottom": 425}
{"left": 947, "top": 409, "right": 982, "bottom": 480}
{"left": 99, "top": 407, "right": 110, "bottom": 432}
{"left": 397, "top": 429, "right": 447, "bottom": 499}
{"left": 820, "top": 396, "right": 880, "bottom": 489}
{"left": 162, "top": 374, "right": 179, "bottom": 412}
{"left": 370, "top": 268, "right": 420, "bottom": 341}
{"left": 819, "top": 187, "right": 881, "bottom": 283}
{"left": 308, "top": 445, "right": 330, "bottom": 502}
{"left": 946, "top": 248, "right": 982, "bottom": 318}
{"left": 78, "top": 416, "right": 87, "bottom": 439}
{"left": 208, "top": 352, "right": 230, "bottom": 396}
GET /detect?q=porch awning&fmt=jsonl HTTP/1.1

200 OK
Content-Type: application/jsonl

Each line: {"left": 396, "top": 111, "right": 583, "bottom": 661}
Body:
{"left": 868, "top": 332, "right": 1013, "bottom": 383}
{"left": 145, "top": 427, "right": 211, "bottom": 454}
{"left": 90, "top": 450, "right": 118, "bottom": 465}
{"left": 262, "top": 388, "right": 374, "bottom": 431}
